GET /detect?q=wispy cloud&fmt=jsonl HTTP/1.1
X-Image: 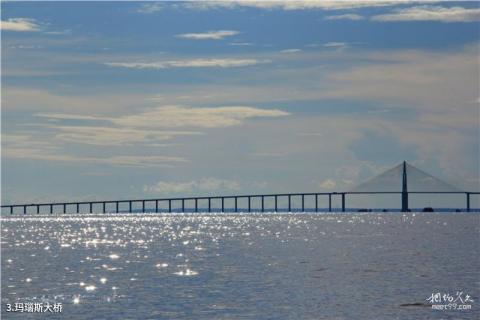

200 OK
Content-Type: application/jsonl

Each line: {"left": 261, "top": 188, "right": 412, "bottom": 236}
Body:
{"left": 105, "top": 58, "right": 268, "bottom": 69}
{"left": 39, "top": 105, "right": 289, "bottom": 129}
{"left": 319, "top": 179, "right": 336, "bottom": 190}
{"left": 323, "top": 42, "right": 349, "bottom": 50}
{"left": 185, "top": 1, "right": 402, "bottom": 11}
{"left": 6, "top": 104, "right": 289, "bottom": 167}
{"left": 111, "top": 105, "right": 289, "bottom": 128}
{"left": 1, "top": 18, "right": 42, "bottom": 32}
{"left": 137, "top": 2, "right": 163, "bottom": 14}
{"left": 325, "top": 14, "right": 365, "bottom": 21}
{"left": 48, "top": 126, "right": 202, "bottom": 146}
{"left": 229, "top": 42, "right": 253, "bottom": 46}
{"left": 144, "top": 178, "right": 241, "bottom": 194}
{"left": 6, "top": 148, "right": 187, "bottom": 168}
{"left": 176, "top": 30, "right": 240, "bottom": 40}
{"left": 44, "top": 29, "right": 72, "bottom": 35}
{"left": 280, "top": 48, "right": 302, "bottom": 53}
{"left": 3, "top": 134, "right": 187, "bottom": 168}
{"left": 372, "top": 5, "right": 480, "bottom": 22}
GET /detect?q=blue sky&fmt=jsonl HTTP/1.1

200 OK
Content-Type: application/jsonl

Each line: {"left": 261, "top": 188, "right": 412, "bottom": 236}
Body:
{"left": 2, "top": 1, "right": 479, "bottom": 207}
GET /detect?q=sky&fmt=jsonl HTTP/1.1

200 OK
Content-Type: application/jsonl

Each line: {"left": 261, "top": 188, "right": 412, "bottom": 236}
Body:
{"left": 1, "top": 1, "right": 479, "bottom": 208}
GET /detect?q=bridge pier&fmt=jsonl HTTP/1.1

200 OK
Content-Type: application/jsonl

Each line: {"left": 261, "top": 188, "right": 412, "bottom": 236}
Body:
{"left": 24, "top": 205, "right": 27, "bottom": 215}
{"left": 37, "top": 205, "right": 40, "bottom": 214}
{"left": 341, "top": 193, "right": 345, "bottom": 212}
{"left": 466, "top": 193, "right": 470, "bottom": 212}
{"left": 261, "top": 196, "right": 264, "bottom": 212}
{"left": 77, "top": 203, "right": 80, "bottom": 213}
{"left": 103, "top": 202, "right": 106, "bottom": 214}
{"left": 328, "top": 194, "right": 332, "bottom": 212}
{"left": 195, "top": 198, "right": 198, "bottom": 213}
{"left": 51, "top": 204, "right": 54, "bottom": 214}
{"left": 221, "top": 197, "right": 224, "bottom": 212}
{"left": 169, "top": 200, "right": 172, "bottom": 213}
{"left": 302, "top": 194, "right": 305, "bottom": 212}
{"left": 234, "top": 197, "right": 238, "bottom": 212}
{"left": 274, "top": 195, "right": 278, "bottom": 212}
{"left": 315, "top": 194, "right": 318, "bottom": 212}
{"left": 129, "top": 201, "right": 132, "bottom": 213}
{"left": 116, "top": 201, "right": 119, "bottom": 213}
{"left": 288, "top": 195, "right": 291, "bottom": 212}
{"left": 248, "top": 196, "right": 251, "bottom": 212}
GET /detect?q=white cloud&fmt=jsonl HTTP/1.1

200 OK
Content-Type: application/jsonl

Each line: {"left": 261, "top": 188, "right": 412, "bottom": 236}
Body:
{"left": 5, "top": 147, "right": 187, "bottom": 168}
{"left": 38, "top": 105, "right": 289, "bottom": 130}
{"left": 323, "top": 42, "right": 349, "bottom": 50}
{"left": 176, "top": 30, "right": 240, "bottom": 40}
{"left": 44, "top": 29, "right": 72, "bottom": 35}
{"left": 49, "top": 126, "right": 202, "bottom": 146}
{"left": 322, "top": 47, "right": 479, "bottom": 111}
{"left": 144, "top": 178, "right": 241, "bottom": 194}
{"left": 229, "top": 42, "right": 253, "bottom": 46}
{"left": 319, "top": 179, "right": 336, "bottom": 190}
{"left": 325, "top": 14, "right": 365, "bottom": 20}
{"left": 1, "top": 18, "right": 42, "bottom": 32}
{"left": 185, "top": 1, "right": 404, "bottom": 11}
{"left": 372, "top": 5, "right": 480, "bottom": 22}
{"left": 280, "top": 49, "right": 302, "bottom": 53}
{"left": 3, "top": 134, "right": 186, "bottom": 167}
{"left": 137, "top": 2, "right": 163, "bottom": 14}
{"left": 105, "top": 58, "right": 267, "bottom": 69}
{"left": 111, "top": 105, "right": 289, "bottom": 128}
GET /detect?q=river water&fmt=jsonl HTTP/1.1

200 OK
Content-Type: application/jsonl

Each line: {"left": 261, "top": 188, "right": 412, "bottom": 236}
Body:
{"left": 1, "top": 212, "right": 479, "bottom": 319}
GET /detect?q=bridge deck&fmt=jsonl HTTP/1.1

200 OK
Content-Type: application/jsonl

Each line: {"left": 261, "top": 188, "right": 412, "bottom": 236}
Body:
{"left": 1, "top": 191, "right": 479, "bottom": 215}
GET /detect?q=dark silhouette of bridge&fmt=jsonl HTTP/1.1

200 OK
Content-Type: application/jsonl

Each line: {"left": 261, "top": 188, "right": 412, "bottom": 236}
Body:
{"left": 1, "top": 161, "right": 478, "bottom": 215}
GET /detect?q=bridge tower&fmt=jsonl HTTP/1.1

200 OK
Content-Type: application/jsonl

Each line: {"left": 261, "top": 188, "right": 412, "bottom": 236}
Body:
{"left": 402, "top": 161, "right": 408, "bottom": 212}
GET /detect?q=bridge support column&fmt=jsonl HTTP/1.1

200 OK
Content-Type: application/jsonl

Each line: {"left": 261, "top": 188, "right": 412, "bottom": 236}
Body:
{"left": 24, "top": 205, "right": 27, "bottom": 215}
{"left": 10, "top": 207, "right": 13, "bottom": 215}
{"left": 248, "top": 197, "right": 251, "bottom": 212}
{"left": 169, "top": 200, "right": 172, "bottom": 213}
{"left": 51, "top": 204, "right": 54, "bottom": 214}
{"left": 234, "top": 197, "right": 237, "bottom": 212}
{"left": 77, "top": 203, "right": 80, "bottom": 214}
{"left": 466, "top": 193, "right": 470, "bottom": 212}
{"left": 341, "top": 193, "right": 345, "bottom": 212}
{"left": 103, "top": 202, "right": 106, "bottom": 214}
{"left": 195, "top": 198, "right": 198, "bottom": 212}
{"left": 329, "top": 194, "right": 332, "bottom": 212}
{"left": 208, "top": 198, "right": 211, "bottom": 212}
{"left": 221, "top": 197, "right": 224, "bottom": 212}
{"left": 37, "top": 205, "right": 40, "bottom": 214}
{"left": 129, "top": 201, "right": 132, "bottom": 213}
{"left": 288, "top": 195, "right": 291, "bottom": 212}
{"left": 274, "top": 195, "right": 278, "bottom": 212}
{"left": 182, "top": 199, "right": 185, "bottom": 212}
{"left": 116, "top": 201, "right": 119, "bottom": 213}
{"left": 64, "top": 203, "right": 67, "bottom": 214}
{"left": 315, "top": 194, "right": 318, "bottom": 212}
{"left": 302, "top": 194, "right": 305, "bottom": 212}
{"left": 261, "top": 196, "right": 264, "bottom": 212}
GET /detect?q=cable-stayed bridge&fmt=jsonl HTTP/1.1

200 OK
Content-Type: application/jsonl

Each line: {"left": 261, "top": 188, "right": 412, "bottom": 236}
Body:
{"left": 1, "top": 161, "right": 478, "bottom": 215}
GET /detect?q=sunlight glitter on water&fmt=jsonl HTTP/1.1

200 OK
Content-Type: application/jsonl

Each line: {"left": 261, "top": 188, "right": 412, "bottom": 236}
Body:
{"left": 1, "top": 213, "right": 479, "bottom": 319}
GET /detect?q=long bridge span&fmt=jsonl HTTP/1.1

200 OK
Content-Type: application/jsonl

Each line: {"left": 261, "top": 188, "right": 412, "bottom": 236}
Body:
{"left": 2, "top": 162, "right": 479, "bottom": 214}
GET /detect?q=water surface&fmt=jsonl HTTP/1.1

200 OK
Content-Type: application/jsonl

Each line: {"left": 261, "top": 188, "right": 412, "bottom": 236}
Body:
{"left": 2, "top": 213, "right": 479, "bottom": 319}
